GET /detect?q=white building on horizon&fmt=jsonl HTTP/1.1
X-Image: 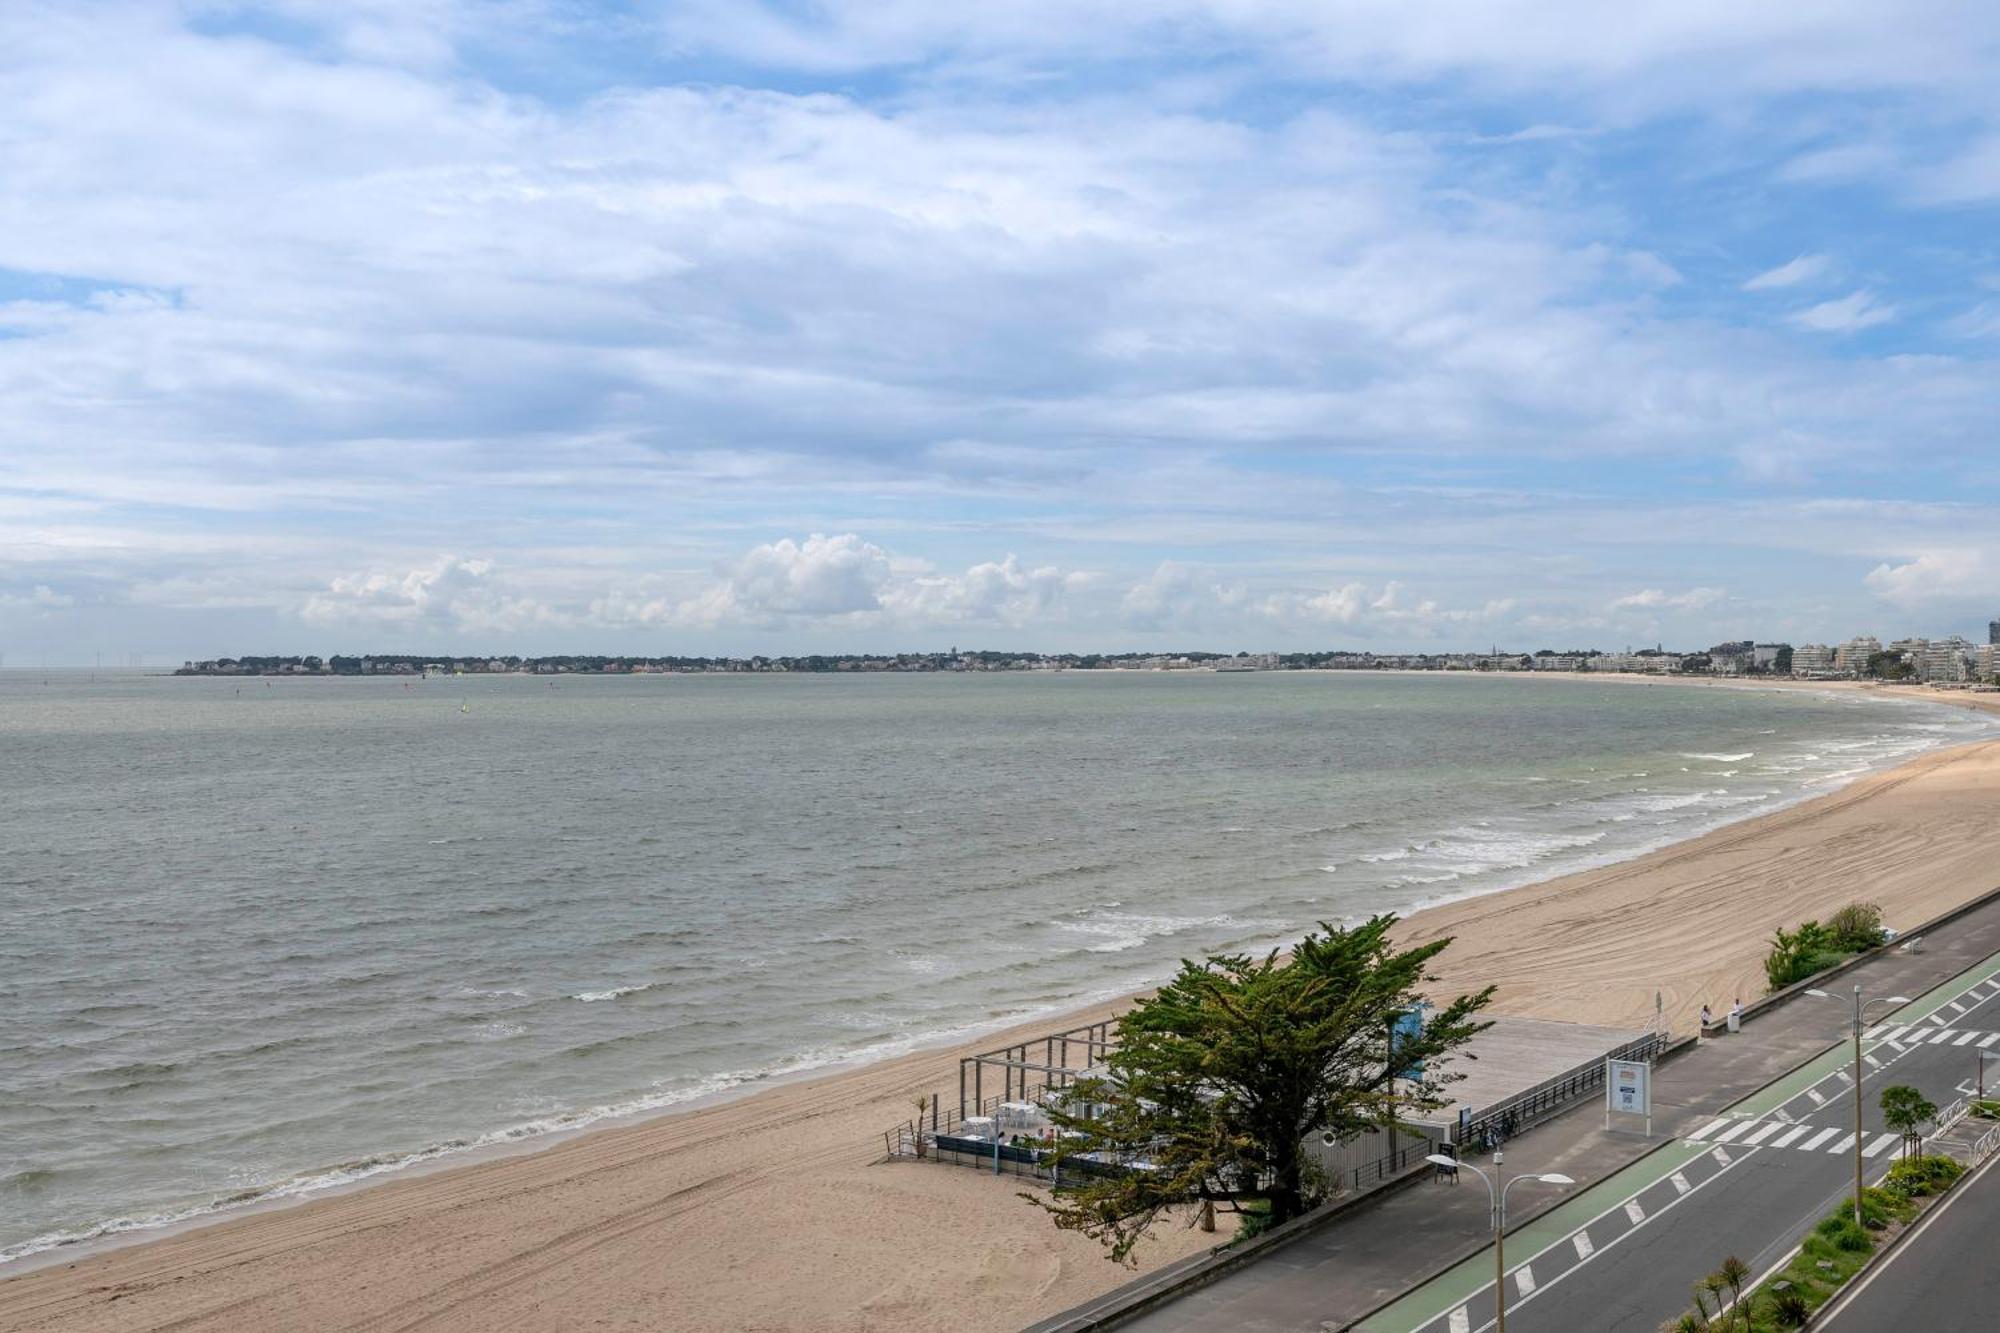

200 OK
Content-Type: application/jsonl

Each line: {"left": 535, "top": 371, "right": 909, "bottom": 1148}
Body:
{"left": 1833, "top": 636, "right": 1881, "bottom": 677}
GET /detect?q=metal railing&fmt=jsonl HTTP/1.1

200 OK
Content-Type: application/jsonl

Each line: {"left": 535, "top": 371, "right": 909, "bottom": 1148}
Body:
{"left": 1346, "top": 1140, "right": 1435, "bottom": 1192}
{"left": 1455, "top": 1032, "right": 1666, "bottom": 1151}
{"left": 1972, "top": 1120, "right": 2000, "bottom": 1163}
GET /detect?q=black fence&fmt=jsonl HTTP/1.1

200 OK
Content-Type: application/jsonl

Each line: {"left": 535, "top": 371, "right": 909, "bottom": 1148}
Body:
{"left": 1455, "top": 1031, "right": 1666, "bottom": 1152}
{"left": 1347, "top": 1140, "right": 1435, "bottom": 1192}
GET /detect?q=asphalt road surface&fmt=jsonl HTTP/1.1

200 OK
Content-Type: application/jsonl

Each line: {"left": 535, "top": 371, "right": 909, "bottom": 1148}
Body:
{"left": 1815, "top": 1148, "right": 2000, "bottom": 1331}
{"left": 1359, "top": 954, "right": 2000, "bottom": 1333}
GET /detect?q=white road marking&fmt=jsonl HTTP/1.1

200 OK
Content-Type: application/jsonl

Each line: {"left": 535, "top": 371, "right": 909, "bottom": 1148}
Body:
{"left": 1448, "top": 1307, "right": 1469, "bottom": 1333}
{"left": 1955, "top": 1031, "right": 1980, "bottom": 1045}
{"left": 1686, "top": 1119, "right": 1728, "bottom": 1141}
{"left": 1625, "top": 1200, "right": 1646, "bottom": 1224}
{"left": 1516, "top": 1264, "right": 1536, "bottom": 1296}
{"left": 1926, "top": 1013, "right": 1949, "bottom": 1026}
{"left": 1805, "top": 1088, "right": 1827, "bottom": 1106}
{"left": 1929, "top": 1030, "right": 1956, "bottom": 1045}
{"left": 1828, "top": 1132, "right": 1859, "bottom": 1154}
{"left": 1772, "top": 1125, "right": 1811, "bottom": 1147}
{"left": 1947, "top": 1001, "right": 1967, "bottom": 1016}
{"left": 1670, "top": 1171, "right": 1692, "bottom": 1194}
{"left": 1865, "top": 1055, "right": 1881, "bottom": 1069}
{"left": 1742, "top": 1123, "right": 1784, "bottom": 1146}
{"left": 1865, "top": 1025, "right": 1886, "bottom": 1039}
{"left": 1711, "top": 1147, "right": 1732, "bottom": 1167}
{"left": 1864, "top": 1134, "right": 1900, "bottom": 1158}
{"left": 1799, "top": 1127, "right": 1841, "bottom": 1151}
{"left": 1710, "top": 1120, "right": 1756, "bottom": 1143}
{"left": 1879, "top": 1026, "right": 1908, "bottom": 1042}
{"left": 1982, "top": 1034, "right": 2000, "bottom": 1049}
{"left": 1573, "top": 1231, "right": 1594, "bottom": 1261}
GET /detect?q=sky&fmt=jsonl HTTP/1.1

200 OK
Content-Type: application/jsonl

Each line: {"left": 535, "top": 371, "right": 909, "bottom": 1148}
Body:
{"left": 5, "top": 2, "right": 2000, "bottom": 663}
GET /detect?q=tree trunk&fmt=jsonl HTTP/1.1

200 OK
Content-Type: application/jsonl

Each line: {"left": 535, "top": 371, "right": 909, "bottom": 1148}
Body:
{"left": 1267, "top": 1142, "right": 1303, "bottom": 1225}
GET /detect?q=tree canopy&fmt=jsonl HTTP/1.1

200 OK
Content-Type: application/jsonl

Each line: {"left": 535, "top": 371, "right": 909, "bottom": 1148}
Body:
{"left": 1028, "top": 915, "right": 1491, "bottom": 1260}
{"left": 1880, "top": 1085, "right": 1937, "bottom": 1160}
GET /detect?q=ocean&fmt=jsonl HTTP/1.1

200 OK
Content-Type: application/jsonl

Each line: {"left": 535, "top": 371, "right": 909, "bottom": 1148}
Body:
{"left": 1, "top": 669, "right": 1992, "bottom": 1264}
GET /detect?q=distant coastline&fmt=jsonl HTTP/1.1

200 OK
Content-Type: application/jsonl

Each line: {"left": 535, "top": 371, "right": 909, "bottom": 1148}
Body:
{"left": 170, "top": 646, "right": 2000, "bottom": 684}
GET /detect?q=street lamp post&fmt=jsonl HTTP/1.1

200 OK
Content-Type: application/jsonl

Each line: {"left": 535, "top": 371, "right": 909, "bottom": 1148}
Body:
{"left": 1806, "top": 984, "right": 1910, "bottom": 1227}
{"left": 1425, "top": 1152, "right": 1573, "bottom": 1333}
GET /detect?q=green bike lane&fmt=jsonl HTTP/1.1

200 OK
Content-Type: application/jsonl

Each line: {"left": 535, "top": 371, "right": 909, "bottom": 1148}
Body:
{"left": 1357, "top": 945, "right": 2000, "bottom": 1333}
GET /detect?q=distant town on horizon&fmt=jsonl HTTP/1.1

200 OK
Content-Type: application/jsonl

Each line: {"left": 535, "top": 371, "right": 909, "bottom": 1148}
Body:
{"left": 179, "top": 622, "right": 2000, "bottom": 684}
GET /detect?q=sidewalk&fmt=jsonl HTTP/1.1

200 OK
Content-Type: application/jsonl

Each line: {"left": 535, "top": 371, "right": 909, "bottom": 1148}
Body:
{"left": 1048, "top": 889, "right": 2000, "bottom": 1333}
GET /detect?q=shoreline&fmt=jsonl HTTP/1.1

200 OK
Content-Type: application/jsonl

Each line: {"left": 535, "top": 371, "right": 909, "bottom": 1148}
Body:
{"left": 7, "top": 679, "right": 2000, "bottom": 1331}
{"left": 4, "top": 675, "right": 1978, "bottom": 1273}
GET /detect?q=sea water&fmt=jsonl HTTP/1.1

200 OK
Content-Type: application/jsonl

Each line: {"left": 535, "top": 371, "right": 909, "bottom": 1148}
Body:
{"left": 1, "top": 669, "right": 1991, "bottom": 1263}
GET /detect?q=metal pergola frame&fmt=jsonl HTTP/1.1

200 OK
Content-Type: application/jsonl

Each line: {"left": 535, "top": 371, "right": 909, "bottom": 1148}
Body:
{"left": 958, "top": 1019, "right": 1116, "bottom": 1120}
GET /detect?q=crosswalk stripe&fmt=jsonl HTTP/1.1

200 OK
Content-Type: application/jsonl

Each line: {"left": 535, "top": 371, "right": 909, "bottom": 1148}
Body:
{"left": 1800, "top": 1127, "right": 1841, "bottom": 1151}
{"left": 1981, "top": 1034, "right": 2000, "bottom": 1049}
{"left": 1773, "top": 1125, "right": 1810, "bottom": 1147}
{"left": 1670, "top": 1171, "right": 1692, "bottom": 1194}
{"left": 1864, "top": 1134, "right": 1899, "bottom": 1158}
{"left": 1865, "top": 1025, "right": 1886, "bottom": 1039}
{"left": 1742, "top": 1123, "right": 1784, "bottom": 1145}
{"left": 1926, "top": 1013, "right": 1948, "bottom": 1026}
{"left": 1947, "top": 1001, "right": 1967, "bottom": 1015}
{"left": 1865, "top": 1055, "right": 1881, "bottom": 1068}
{"left": 1516, "top": 1264, "right": 1536, "bottom": 1296}
{"left": 1449, "top": 1307, "right": 1469, "bottom": 1333}
{"left": 1879, "top": 1026, "right": 1908, "bottom": 1042}
{"left": 1929, "top": 1030, "right": 1956, "bottom": 1045}
{"left": 1710, "top": 1120, "right": 1755, "bottom": 1142}
{"left": 1956, "top": 1031, "right": 1980, "bottom": 1045}
{"left": 1828, "top": 1132, "right": 1859, "bottom": 1154}
{"left": 1687, "top": 1119, "right": 1728, "bottom": 1141}
{"left": 1625, "top": 1200, "right": 1646, "bottom": 1224}
{"left": 1573, "top": 1231, "right": 1594, "bottom": 1260}
{"left": 1805, "top": 1088, "right": 1827, "bottom": 1106}
{"left": 1711, "top": 1147, "right": 1732, "bottom": 1166}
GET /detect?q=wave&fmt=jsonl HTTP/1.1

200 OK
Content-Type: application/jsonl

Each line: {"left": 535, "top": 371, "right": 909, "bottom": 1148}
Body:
{"left": 0, "top": 1018, "right": 1083, "bottom": 1269}
{"left": 1681, "top": 752, "right": 1754, "bottom": 762}
{"left": 570, "top": 984, "right": 652, "bottom": 1003}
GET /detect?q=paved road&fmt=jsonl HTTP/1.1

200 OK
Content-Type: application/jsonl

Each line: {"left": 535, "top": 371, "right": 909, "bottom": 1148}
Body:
{"left": 1358, "top": 955, "right": 2000, "bottom": 1332}
{"left": 1080, "top": 903, "right": 2000, "bottom": 1333}
{"left": 1816, "top": 1147, "right": 2000, "bottom": 1330}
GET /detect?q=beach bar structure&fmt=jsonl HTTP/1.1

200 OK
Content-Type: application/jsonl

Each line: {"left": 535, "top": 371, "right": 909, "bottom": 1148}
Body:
{"left": 958, "top": 1019, "right": 1115, "bottom": 1120}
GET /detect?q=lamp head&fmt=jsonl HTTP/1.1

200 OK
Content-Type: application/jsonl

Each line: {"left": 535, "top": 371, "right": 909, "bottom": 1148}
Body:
{"left": 1537, "top": 1173, "right": 1575, "bottom": 1186}
{"left": 1424, "top": 1154, "right": 1457, "bottom": 1169}
{"left": 1805, "top": 988, "right": 1832, "bottom": 999}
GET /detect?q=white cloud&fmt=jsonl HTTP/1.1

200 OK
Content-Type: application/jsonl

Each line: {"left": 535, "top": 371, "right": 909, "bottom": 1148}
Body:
{"left": 594, "top": 535, "right": 1086, "bottom": 631}
{"left": 1789, "top": 290, "right": 1895, "bottom": 333}
{"left": 301, "top": 556, "right": 561, "bottom": 632}
{"left": 1262, "top": 580, "right": 1515, "bottom": 635}
{"left": 684, "top": 534, "right": 892, "bottom": 626}
{"left": 1119, "top": 562, "right": 1246, "bottom": 631}
{"left": 883, "top": 554, "right": 1088, "bottom": 626}
{"left": 1862, "top": 550, "right": 1997, "bottom": 606}
{"left": 1742, "top": 253, "right": 1830, "bottom": 291}
{"left": 0, "top": 584, "right": 74, "bottom": 608}
{"left": 1611, "top": 586, "right": 1727, "bottom": 611}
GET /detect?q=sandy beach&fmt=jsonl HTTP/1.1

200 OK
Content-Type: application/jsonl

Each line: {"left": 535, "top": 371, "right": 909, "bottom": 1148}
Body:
{"left": 6, "top": 680, "right": 2000, "bottom": 1333}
